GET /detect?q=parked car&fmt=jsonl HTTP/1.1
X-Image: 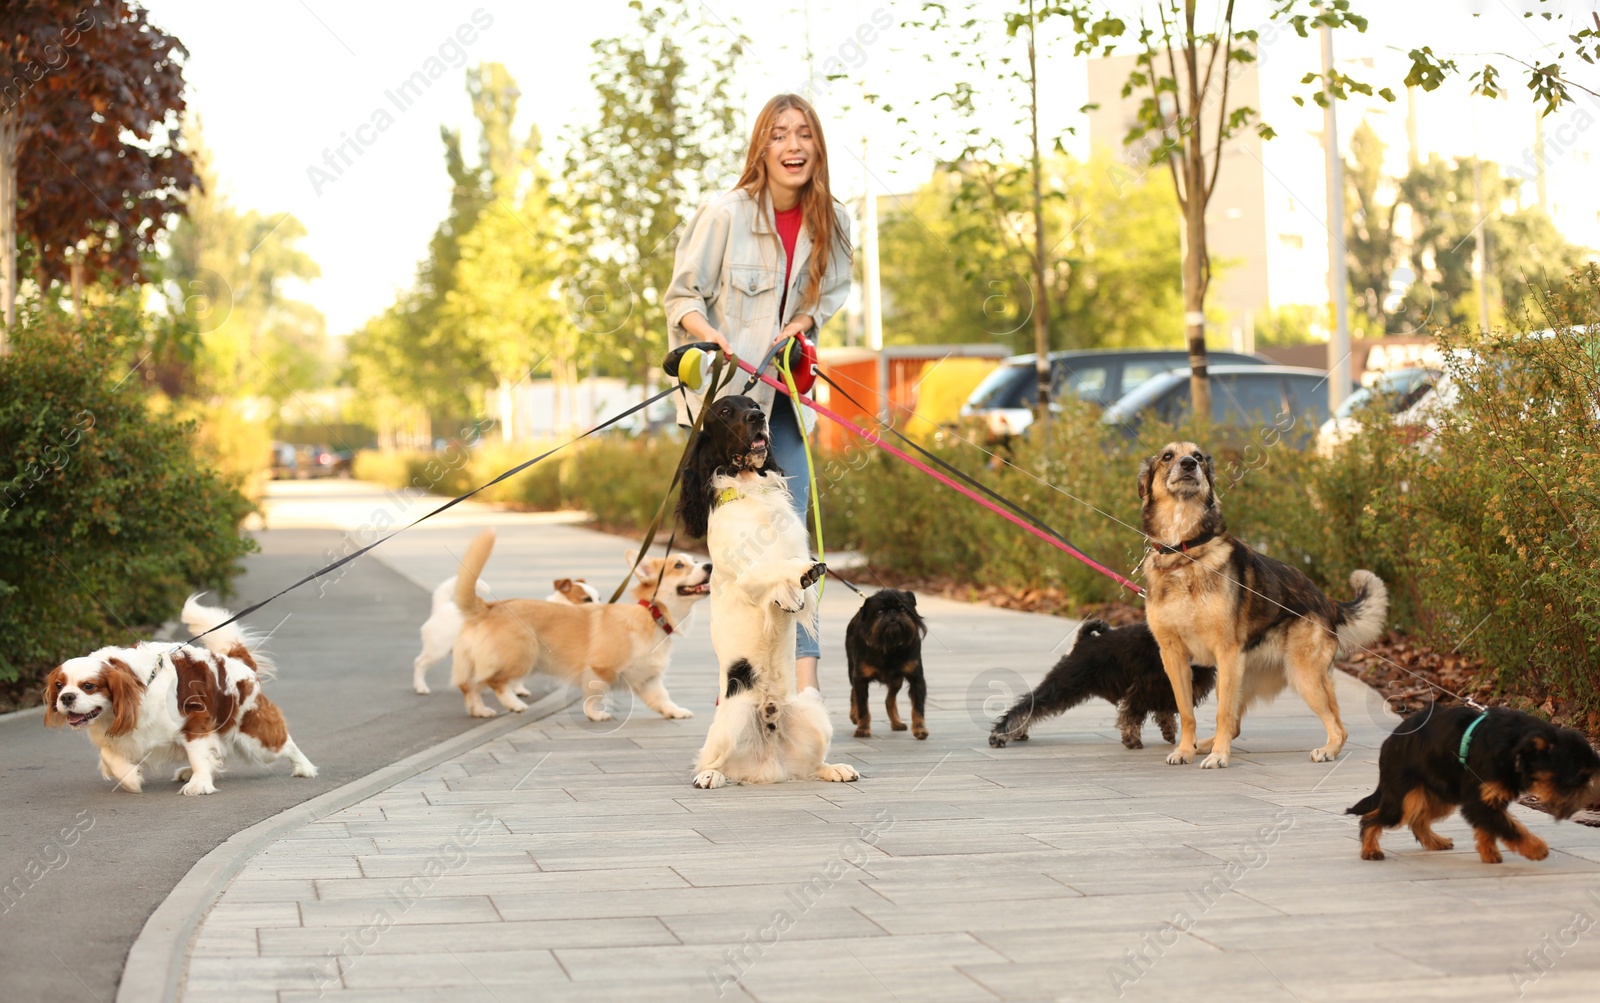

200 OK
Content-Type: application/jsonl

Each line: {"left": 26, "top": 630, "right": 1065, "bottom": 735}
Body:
{"left": 960, "top": 348, "right": 1272, "bottom": 440}
{"left": 1100, "top": 364, "right": 1334, "bottom": 450}
{"left": 1314, "top": 366, "right": 1443, "bottom": 455}
{"left": 269, "top": 441, "right": 299, "bottom": 479}
{"left": 305, "top": 445, "right": 343, "bottom": 478}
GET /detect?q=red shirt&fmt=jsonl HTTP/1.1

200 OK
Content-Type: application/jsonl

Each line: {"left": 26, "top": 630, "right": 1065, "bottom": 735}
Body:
{"left": 774, "top": 203, "right": 803, "bottom": 318}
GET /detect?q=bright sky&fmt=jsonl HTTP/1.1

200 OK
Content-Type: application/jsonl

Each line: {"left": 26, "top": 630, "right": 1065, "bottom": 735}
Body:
{"left": 145, "top": 0, "right": 1592, "bottom": 336}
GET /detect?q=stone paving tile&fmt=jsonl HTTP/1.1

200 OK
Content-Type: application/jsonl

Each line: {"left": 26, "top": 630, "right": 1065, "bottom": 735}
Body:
{"left": 171, "top": 518, "right": 1600, "bottom": 1002}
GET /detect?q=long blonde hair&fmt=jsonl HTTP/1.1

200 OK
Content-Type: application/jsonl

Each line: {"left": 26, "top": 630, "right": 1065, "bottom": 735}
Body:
{"left": 733, "top": 94, "right": 850, "bottom": 314}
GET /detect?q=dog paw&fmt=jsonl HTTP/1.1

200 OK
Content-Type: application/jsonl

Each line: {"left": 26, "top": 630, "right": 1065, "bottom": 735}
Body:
{"left": 988, "top": 733, "right": 1008, "bottom": 748}
{"left": 414, "top": 683, "right": 432, "bottom": 695}
{"left": 692, "top": 770, "right": 727, "bottom": 789}
{"left": 772, "top": 588, "right": 805, "bottom": 613}
{"left": 854, "top": 726, "right": 872, "bottom": 738}
{"left": 799, "top": 562, "right": 826, "bottom": 589}
{"left": 585, "top": 709, "right": 614, "bottom": 722}
{"left": 1200, "top": 752, "right": 1230, "bottom": 769}
{"left": 1166, "top": 747, "right": 1194, "bottom": 765}
{"left": 913, "top": 726, "right": 928, "bottom": 740}
{"left": 172, "top": 766, "right": 193, "bottom": 783}
{"left": 514, "top": 684, "right": 532, "bottom": 698}
{"left": 659, "top": 705, "right": 694, "bottom": 719}
{"left": 469, "top": 706, "right": 498, "bottom": 719}
{"left": 1014, "top": 732, "right": 1029, "bottom": 741}
{"left": 180, "top": 778, "right": 217, "bottom": 796}
{"left": 1196, "top": 736, "right": 1215, "bottom": 754}
{"left": 1360, "top": 847, "right": 1386, "bottom": 861}
{"left": 817, "top": 763, "right": 860, "bottom": 782}
{"left": 1310, "top": 747, "right": 1340, "bottom": 763}
{"left": 1516, "top": 836, "right": 1550, "bottom": 861}
{"left": 292, "top": 762, "right": 319, "bottom": 778}
{"left": 891, "top": 721, "right": 907, "bottom": 732}
{"left": 1121, "top": 735, "right": 1144, "bottom": 750}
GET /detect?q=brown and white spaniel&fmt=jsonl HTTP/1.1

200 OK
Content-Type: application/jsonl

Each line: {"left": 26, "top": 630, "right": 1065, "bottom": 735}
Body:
{"left": 44, "top": 596, "right": 316, "bottom": 795}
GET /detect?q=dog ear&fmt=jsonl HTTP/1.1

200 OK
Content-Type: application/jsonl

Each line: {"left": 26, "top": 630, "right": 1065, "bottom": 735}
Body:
{"left": 1137, "top": 457, "right": 1154, "bottom": 501}
{"left": 102, "top": 657, "right": 145, "bottom": 738}
{"left": 675, "top": 430, "right": 717, "bottom": 539}
{"left": 903, "top": 591, "right": 917, "bottom": 608}
{"left": 1202, "top": 453, "right": 1217, "bottom": 493}
{"left": 633, "top": 557, "right": 663, "bottom": 583}
{"left": 554, "top": 578, "right": 574, "bottom": 592}
{"left": 1514, "top": 729, "right": 1554, "bottom": 782}
{"left": 42, "top": 666, "right": 66, "bottom": 728}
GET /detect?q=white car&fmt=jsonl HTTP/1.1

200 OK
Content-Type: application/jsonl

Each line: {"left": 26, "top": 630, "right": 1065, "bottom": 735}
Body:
{"left": 1314, "top": 366, "right": 1445, "bottom": 455}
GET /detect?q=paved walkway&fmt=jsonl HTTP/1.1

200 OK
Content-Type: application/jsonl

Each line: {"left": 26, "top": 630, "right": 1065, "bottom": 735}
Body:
{"left": 175, "top": 483, "right": 1599, "bottom": 1002}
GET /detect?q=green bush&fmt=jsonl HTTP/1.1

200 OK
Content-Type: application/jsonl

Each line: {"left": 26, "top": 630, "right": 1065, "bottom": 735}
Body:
{"left": 0, "top": 305, "right": 256, "bottom": 686}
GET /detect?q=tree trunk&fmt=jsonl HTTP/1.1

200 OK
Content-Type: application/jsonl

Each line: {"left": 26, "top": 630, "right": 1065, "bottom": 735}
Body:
{"left": 1183, "top": 191, "right": 1210, "bottom": 422}
{"left": 0, "top": 119, "right": 20, "bottom": 351}
{"left": 1026, "top": 0, "right": 1052, "bottom": 439}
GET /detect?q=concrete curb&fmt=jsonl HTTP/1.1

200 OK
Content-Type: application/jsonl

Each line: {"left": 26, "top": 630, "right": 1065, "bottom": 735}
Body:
{"left": 114, "top": 686, "right": 577, "bottom": 1003}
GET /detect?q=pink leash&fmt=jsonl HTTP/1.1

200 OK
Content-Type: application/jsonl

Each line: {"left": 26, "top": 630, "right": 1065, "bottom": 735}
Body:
{"left": 732, "top": 357, "right": 1145, "bottom": 596}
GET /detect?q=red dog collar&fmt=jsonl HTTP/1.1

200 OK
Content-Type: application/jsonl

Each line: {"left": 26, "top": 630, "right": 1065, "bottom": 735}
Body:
{"left": 638, "top": 599, "right": 673, "bottom": 635}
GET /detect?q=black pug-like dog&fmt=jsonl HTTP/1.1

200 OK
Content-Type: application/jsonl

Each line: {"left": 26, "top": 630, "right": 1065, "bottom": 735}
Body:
{"left": 989, "top": 619, "right": 1217, "bottom": 749}
{"left": 845, "top": 589, "right": 928, "bottom": 740}
{"left": 1348, "top": 704, "right": 1600, "bottom": 862}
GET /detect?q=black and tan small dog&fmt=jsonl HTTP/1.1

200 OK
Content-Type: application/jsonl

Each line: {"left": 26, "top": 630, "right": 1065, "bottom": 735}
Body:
{"left": 989, "top": 619, "right": 1218, "bottom": 749}
{"left": 845, "top": 589, "right": 928, "bottom": 739}
{"left": 1139, "top": 441, "right": 1389, "bottom": 768}
{"left": 1348, "top": 704, "right": 1600, "bottom": 862}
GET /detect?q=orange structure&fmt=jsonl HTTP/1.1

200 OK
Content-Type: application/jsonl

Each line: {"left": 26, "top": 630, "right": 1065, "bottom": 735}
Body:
{"left": 812, "top": 345, "right": 1010, "bottom": 453}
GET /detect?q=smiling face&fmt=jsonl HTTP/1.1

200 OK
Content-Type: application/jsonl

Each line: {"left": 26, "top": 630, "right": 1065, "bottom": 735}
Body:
{"left": 631, "top": 552, "right": 714, "bottom": 610}
{"left": 762, "top": 107, "right": 817, "bottom": 206}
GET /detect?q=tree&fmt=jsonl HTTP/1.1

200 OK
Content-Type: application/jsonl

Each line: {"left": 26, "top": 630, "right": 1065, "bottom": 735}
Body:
{"left": 878, "top": 153, "right": 1183, "bottom": 350}
{"left": 563, "top": 0, "right": 746, "bottom": 388}
{"left": 442, "top": 65, "right": 573, "bottom": 439}
{"left": 1395, "top": 155, "right": 1586, "bottom": 331}
{"left": 905, "top": 1, "right": 1063, "bottom": 428}
{"left": 0, "top": 0, "right": 195, "bottom": 344}
{"left": 1404, "top": 4, "right": 1600, "bottom": 117}
{"left": 1343, "top": 121, "right": 1394, "bottom": 335}
{"left": 1056, "top": 0, "right": 1378, "bottom": 420}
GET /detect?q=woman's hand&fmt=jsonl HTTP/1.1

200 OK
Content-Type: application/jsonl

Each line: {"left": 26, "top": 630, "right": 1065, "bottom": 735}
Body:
{"left": 681, "top": 311, "right": 732, "bottom": 354}
{"left": 773, "top": 315, "right": 814, "bottom": 347}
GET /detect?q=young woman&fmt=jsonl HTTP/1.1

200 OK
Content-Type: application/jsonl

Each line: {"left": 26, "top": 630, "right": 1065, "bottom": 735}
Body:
{"left": 663, "top": 93, "right": 853, "bottom": 693}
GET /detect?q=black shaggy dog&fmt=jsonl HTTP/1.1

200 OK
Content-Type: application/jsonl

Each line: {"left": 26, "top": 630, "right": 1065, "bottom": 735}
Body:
{"left": 846, "top": 589, "right": 928, "bottom": 740}
{"left": 989, "top": 619, "right": 1217, "bottom": 749}
{"left": 1347, "top": 704, "right": 1600, "bottom": 862}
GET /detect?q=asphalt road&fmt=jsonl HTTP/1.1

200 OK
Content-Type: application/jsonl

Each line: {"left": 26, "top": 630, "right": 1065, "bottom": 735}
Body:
{"left": 0, "top": 527, "right": 548, "bottom": 1003}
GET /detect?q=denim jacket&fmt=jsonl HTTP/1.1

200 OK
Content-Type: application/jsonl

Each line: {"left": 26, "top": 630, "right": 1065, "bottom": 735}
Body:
{"left": 664, "top": 188, "right": 853, "bottom": 429}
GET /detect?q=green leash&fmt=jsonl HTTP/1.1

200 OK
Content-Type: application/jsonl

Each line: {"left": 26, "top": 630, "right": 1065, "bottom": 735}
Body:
{"left": 1458, "top": 710, "right": 1489, "bottom": 766}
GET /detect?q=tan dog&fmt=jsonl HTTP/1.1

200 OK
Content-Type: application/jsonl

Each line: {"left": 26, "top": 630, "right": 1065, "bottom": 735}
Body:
{"left": 450, "top": 529, "right": 711, "bottom": 720}
{"left": 1139, "top": 442, "right": 1388, "bottom": 768}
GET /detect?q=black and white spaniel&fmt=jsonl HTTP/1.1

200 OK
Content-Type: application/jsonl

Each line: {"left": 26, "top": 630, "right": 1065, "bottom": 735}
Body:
{"left": 676, "top": 394, "right": 859, "bottom": 788}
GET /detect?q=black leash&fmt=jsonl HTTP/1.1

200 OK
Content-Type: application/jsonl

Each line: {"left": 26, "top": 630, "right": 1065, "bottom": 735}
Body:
{"left": 187, "top": 384, "right": 683, "bottom": 645}
{"left": 813, "top": 371, "right": 1095, "bottom": 562}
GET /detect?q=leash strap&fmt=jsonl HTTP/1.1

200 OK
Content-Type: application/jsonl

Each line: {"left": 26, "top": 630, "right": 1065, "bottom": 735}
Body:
{"left": 609, "top": 357, "right": 734, "bottom": 604}
{"left": 1458, "top": 710, "right": 1489, "bottom": 766}
{"left": 187, "top": 384, "right": 682, "bottom": 645}
{"left": 776, "top": 337, "right": 825, "bottom": 599}
{"left": 746, "top": 360, "right": 1144, "bottom": 595}
{"left": 812, "top": 371, "right": 1139, "bottom": 594}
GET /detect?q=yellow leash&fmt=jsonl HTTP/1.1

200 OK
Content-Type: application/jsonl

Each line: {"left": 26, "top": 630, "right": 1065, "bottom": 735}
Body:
{"left": 775, "top": 336, "right": 824, "bottom": 597}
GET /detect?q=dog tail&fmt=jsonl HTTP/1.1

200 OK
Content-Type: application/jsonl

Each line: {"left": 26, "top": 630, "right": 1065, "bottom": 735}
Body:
{"left": 454, "top": 529, "right": 495, "bottom": 619}
{"left": 1346, "top": 790, "right": 1381, "bottom": 816}
{"left": 181, "top": 593, "right": 277, "bottom": 679}
{"left": 1334, "top": 570, "right": 1388, "bottom": 654}
{"left": 989, "top": 620, "right": 1111, "bottom": 746}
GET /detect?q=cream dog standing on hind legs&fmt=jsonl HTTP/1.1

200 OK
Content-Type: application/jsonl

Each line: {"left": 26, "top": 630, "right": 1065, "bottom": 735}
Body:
{"left": 676, "top": 395, "right": 859, "bottom": 789}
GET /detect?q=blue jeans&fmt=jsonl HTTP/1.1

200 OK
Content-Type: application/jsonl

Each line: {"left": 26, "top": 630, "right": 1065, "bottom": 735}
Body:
{"left": 767, "top": 398, "right": 821, "bottom": 661}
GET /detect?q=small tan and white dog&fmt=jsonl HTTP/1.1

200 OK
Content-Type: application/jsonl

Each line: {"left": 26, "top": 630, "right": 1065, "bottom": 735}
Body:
{"left": 413, "top": 573, "right": 599, "bottom": 695}
{"left": 44, "top": 596, "right": 317, "bottom": 795}
{"left": 450, "top": 528, "right": 711, "bottom": 720}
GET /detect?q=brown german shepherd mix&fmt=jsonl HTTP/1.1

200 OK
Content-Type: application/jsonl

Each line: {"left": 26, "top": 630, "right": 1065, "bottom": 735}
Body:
{"left": 1138, "top": 441, "right": 1388, "bottom": 769}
